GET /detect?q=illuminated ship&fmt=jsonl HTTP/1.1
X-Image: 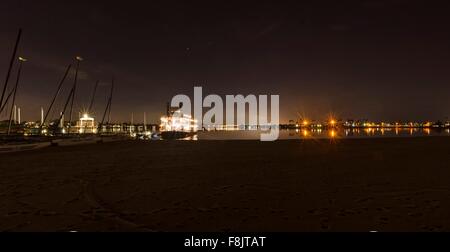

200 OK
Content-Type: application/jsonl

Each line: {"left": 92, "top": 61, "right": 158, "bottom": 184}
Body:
{"left": 159, "top": 103, "right": 198, "bottom": 139}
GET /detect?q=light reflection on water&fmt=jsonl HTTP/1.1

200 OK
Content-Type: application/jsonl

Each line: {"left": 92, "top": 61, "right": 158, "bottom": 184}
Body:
{"left": 195, "top": 128, "right": 450, "bottom": 140}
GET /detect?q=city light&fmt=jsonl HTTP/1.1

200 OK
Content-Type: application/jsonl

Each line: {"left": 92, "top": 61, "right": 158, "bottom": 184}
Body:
{"left": 330, "top": 129, "right": 336, "bottom": 138}
{"left": 302, "top": 129, "right": 309, "bottom": 137}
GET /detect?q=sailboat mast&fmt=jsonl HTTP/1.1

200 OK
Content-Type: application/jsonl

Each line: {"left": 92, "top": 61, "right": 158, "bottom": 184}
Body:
{"left": 68, "top": 56, "right": 82, "bottom": 130}
{"left": 0, "top": 88, "right": 14, "bottom": 114}
{"left": 0, "top": 29, "right": 21, "bottom": 111}
{"left": 144, "top": 112, "right": 147, "bottom": 131}
{"left": 57, "top": 83, "right": 76, "bottom": 132}
{"left": 107, "top": 79, "right": 113, "bottom": 124}
{"left": 88, "top": 80, "right": 99, "bottom": 113}
{"left": 41, "top": 64, "right": 71, "bottom": 128}
{"left": 99, "top": 78, "right": 114, "bottom": 132}
{"left": 7, "top": 57, "right": 25, "bottom": 135}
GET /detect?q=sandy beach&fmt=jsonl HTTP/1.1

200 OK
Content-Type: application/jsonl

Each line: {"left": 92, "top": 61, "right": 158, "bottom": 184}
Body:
{"left": 1, "top": 137, "right": 450, "bottom": 231}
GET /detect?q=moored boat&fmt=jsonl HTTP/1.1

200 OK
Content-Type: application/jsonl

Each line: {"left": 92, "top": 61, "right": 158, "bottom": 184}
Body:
{"left": 0, "top": 141, "right": 51, "bottom": 153}
{"left": 160, "top": 131, "right": 196, "bottom": 140}
{"left": 159, "top": 103, "right": 198, "bottom": 140}
{"left": 99, "top": 134, "right": 129, "bottom": 143}
{"left": 51, "top": 136, "right": 101, "bottom": 146}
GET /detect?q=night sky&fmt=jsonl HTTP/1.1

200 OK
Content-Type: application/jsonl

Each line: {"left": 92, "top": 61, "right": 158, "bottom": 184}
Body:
{"left": 1, "top": 0, "right": 449, "bottom": 123}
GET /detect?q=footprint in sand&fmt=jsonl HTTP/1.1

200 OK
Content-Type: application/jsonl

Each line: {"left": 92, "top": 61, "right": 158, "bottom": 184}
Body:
{"left": 376, "top": 207, "right": 391, "bottom": 213}
{"left": 407, "top": 212, "right": 424, "bottom": 217}
{"left": 307, "top": 208, "right": 328, "bottom": 216}
{"left": 337, "top": 209, "right": 356, "bottom": 217}
{"left": 377, "top": 217, "right": 389, "bottom": 225}
{"left": 356, "top": 197, "right": 373, "bottom": 203}
{"left": 320, "top": 217, "right": 331, "bottom": 230}
{"left": 421, "top": 225, "right": 443, "bottom": 231}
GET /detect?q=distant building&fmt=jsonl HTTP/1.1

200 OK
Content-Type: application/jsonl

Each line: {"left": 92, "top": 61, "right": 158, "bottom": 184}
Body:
{"left": 76, "top": 113, "right": 96, "bottom": 133}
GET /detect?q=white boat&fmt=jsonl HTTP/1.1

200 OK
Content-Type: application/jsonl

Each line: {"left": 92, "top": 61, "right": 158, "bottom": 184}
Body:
{"left": 151, "top": 132, "right": 161, "bottom": 140}
{"left": 0, "top": 142, "right": 51, "bottom": 153}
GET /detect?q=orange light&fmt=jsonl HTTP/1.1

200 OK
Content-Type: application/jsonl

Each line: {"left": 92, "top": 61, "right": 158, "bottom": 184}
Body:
{"left": 302, "top": 129, "right": 309, "bottom": 137}
{"left": 330, "top": 129, "right": 336, "bottom": 138}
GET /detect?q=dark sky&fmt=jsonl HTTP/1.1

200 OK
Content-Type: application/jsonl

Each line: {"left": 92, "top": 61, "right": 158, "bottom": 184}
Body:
{"left": 1, "top": 0, "right": 449, "bottom": 123}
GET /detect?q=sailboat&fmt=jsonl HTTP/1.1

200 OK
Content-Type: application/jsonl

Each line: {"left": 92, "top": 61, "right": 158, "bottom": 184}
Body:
{"left": 0, "top": 29, "right": 53, "bottom": 152}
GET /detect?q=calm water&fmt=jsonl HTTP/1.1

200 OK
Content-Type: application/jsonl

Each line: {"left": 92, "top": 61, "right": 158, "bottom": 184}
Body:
{"left": 194, "top": 128, "right": 450, "bottom": 140}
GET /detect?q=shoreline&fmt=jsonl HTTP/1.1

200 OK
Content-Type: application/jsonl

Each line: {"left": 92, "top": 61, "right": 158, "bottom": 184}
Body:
{"left": 1, "top": 137, "right": 450, "bottom": 231}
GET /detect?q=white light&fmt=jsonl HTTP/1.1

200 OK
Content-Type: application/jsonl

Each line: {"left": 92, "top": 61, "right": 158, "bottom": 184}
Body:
{"left": 160, "top": 109, "right": 197, "bottom": 132}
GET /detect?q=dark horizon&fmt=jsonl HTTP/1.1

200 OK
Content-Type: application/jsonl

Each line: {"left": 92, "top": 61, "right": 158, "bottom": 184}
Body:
{"left": 1, "top": 0, "right": 450, "bottom": 123}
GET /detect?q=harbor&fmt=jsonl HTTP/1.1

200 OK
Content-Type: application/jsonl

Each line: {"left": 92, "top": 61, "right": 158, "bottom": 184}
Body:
{"left": 1, "top": 0, "right": 450, "bottom": 238}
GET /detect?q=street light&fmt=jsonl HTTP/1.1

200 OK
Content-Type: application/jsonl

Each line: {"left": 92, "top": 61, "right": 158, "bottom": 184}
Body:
{"left": 330, "top": 119, "right": 336, "bottom": 127}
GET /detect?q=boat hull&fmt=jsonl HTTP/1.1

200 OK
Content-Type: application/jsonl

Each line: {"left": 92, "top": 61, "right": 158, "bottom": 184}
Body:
{"left": 51, "top": 136, "right": 101, "bottom": 146}
{"left": 100, "top": 135, "right": 129, "bottom": 143}
{"left": 160, "top": 131, "right": 196, "bottom": 140}
{"left": 0, "top": 142, "right": 51, "bottom": 153}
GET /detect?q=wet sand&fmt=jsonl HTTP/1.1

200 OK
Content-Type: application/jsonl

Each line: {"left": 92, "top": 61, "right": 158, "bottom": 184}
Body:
{"left": 1, "top": 137, "right": 450, "bottom": 231}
